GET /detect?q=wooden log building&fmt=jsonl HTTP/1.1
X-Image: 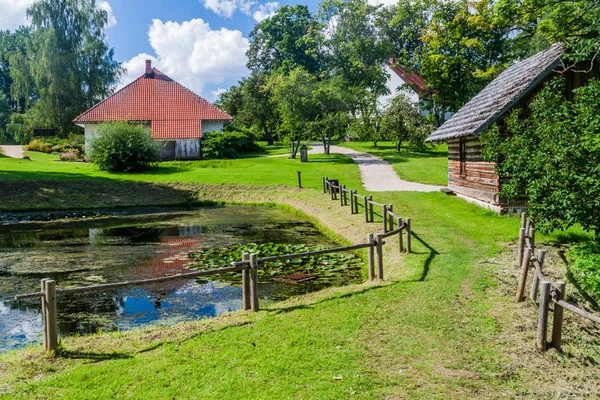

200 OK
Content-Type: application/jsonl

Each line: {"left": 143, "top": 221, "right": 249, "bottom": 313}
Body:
{"left": 426, "top": 43, "right": 600, "bottom": 213}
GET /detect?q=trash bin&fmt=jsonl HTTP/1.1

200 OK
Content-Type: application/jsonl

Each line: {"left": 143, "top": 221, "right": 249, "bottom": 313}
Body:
{"left": 300, "top": 144, "right": 308, "bottom": 162}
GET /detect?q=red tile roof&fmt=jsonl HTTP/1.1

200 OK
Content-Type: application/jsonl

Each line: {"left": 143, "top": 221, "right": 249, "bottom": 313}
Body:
{"left": 386, "top": 59, "right": 429, "bottom": 96}
{"left": 73, "top": 66, "right": 232, "bottom": 139}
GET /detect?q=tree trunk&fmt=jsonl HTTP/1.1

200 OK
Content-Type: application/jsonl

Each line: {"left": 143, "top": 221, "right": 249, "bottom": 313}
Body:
{"left": 396, "top": 140, "right": 402, "bottom": 152}
{"left": 290, "top": 139, "right": 301, "bottom": 159}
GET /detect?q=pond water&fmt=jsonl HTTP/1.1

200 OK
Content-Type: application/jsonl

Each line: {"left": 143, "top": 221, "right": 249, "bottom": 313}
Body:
{"left": 0, "top": 206, "right": 362, "bottom": 352}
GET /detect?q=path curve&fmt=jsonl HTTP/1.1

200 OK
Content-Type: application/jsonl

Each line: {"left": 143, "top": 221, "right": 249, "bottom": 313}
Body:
{"left": 0, "top": 145, "right": 25, "bottom": 159}
{"left": 311, "top": 144, "right": 443, "bottom": 192}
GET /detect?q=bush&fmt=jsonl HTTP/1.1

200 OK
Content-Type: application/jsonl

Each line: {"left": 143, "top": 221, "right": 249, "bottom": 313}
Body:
{"left": 89, "top": 122, "right": 161, "bottom": 172}
{"left": 568, "top": 242, "right": 600, "bottom": 303}
{"left": 58, "top": 151, "right": 79, "bottom": 162}
{"left": 201, "top": 129, "right": 262, "bottom": 159}
{"left": 26, "top": 139, "right": 53, "bottom": 153}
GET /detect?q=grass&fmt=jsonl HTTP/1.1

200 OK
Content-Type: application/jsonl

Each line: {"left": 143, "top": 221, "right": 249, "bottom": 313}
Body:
{"left": 0, "top": 150, "right": 360, "bottom": 191}
{"left": 338, "top": 141, "right": 448, "bottom": 186}
{"left": 0, "top": 144, "right": 599, "bottom": 398}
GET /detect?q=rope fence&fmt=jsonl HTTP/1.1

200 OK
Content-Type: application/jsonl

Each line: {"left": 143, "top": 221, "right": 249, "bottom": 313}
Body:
{"left": 515, "top": 212, "right": 600, "bottom": 351}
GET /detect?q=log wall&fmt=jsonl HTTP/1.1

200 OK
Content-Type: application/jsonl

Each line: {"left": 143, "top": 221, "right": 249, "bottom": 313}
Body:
{"left": 448, "top": 136, "right": 500, "bottom": 205}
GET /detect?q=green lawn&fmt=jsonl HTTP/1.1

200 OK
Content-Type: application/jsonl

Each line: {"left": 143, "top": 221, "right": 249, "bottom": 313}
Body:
{"left": 339, "top": 142, "right": 448, "bottom": 186}
{"left": 0, "top": 146, "right": 598, "bottom": 398}
{"left": 0, "top": 150, "right": 360, "bottom": 191}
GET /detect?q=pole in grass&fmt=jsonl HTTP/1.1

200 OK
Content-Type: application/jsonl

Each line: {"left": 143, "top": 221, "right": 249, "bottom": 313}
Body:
{"left": 367, "top": 233, "right": 375, "bottom": 281}
{"left": 242, "top": 253, "right": 251, "bottom": 310}
{"left": 297, "top": 171, "right": 302, "bottom": 188}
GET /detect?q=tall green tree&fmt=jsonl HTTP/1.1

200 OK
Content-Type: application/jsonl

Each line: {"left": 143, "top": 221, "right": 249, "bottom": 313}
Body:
{"left": 320, "top": 0, "right": 389, "bottom": 109}
{"left": 381, "top": 94, "right": 432, "bottom": 151}
{"left": 247, "top": 5, "right": 323, "bottom": 74}
{"left": 268, "top": 67, "right": 319, "bottom": 158}
{"left": 11, "top": 0, "right": 122, "bottom": 135}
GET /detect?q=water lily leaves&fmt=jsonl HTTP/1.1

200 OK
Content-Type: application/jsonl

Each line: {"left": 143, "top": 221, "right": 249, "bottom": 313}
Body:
{"left": 188, "top": 242, "right": 362, "bottom": 284}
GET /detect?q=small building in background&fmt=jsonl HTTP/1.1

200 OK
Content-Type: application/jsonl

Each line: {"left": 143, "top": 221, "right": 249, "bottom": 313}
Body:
{"left": 426, "top": 43, "right": 599, "bottom": 213}
{"left": 74, "top": 60, "right": 232, "bottom": 160}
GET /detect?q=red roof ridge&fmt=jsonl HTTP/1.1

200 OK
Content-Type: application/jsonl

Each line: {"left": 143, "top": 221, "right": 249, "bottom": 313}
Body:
{"left": 73, "top": 67, "right": 232, "bottom": 123}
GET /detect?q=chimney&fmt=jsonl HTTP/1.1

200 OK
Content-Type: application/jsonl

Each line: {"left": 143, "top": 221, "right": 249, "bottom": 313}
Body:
{"left": 145, "top": 60, "right": 152, "bottom": 77}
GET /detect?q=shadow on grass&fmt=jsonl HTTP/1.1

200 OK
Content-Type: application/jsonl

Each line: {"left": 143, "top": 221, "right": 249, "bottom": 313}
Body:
{"left": 263, "top": 283, "right": 389, "bottom": 315}
{"left": 56, "top": 349, "right": 134, "bottom": 362}
{"left": 410, "top": 231, "right": 439, "bottom": 282}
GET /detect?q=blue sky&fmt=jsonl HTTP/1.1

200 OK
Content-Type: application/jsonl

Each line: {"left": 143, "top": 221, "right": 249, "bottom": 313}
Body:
{"left": 0, "top": 0, "right": 392, "bottom": 101}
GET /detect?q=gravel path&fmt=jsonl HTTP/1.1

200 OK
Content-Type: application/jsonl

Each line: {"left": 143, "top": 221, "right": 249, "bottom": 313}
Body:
{"left": 311, "top": 144, "right": 443, "bottom": 192}
{"left": 0, "top": 145, "right": 25, "bottom": 159}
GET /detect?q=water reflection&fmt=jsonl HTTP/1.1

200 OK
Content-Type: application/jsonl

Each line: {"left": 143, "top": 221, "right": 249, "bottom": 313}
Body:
{"left": 0, "top": 206, "right": 361, "bottom": 352}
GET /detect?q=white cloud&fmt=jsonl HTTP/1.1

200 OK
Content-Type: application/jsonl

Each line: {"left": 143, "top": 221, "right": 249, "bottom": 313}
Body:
{"left": 252, "top": 2, "right": 278, "bottom": 22}
{"left": 98, "top": 1, "right": 117, "bottom": 28}
{"left": 0, "top": 0, "right": 117, "bottom": 31}
{"left": 0, "top": 0, "right": 35, "bottom": 31}
{"left": 211, "top": 87, "right": 227, "bottom": 98}
{"left": 202, "top": 0, "right": 254, "bottom": 18}
{"left": 120, "top": 18, "right": 249, "bottom": 99}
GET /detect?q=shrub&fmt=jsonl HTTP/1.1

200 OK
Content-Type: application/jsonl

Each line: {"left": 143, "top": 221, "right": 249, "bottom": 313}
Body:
{"left": 58, "top": 151, "right": 79, "bottom": 162}
{"left": 201, "top": 129, "right": 262, "bottom": 159}
{"left": 26, "top": 139, "right": 53, "bottom": 153}
{"left": 89, "top": 122, "right": 161, "bottom": 172}
{"left": 568, "top": 242, "right": 600, "bottom": 303}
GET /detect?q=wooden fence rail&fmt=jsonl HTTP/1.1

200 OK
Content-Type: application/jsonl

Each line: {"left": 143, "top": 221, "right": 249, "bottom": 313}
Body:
{"left": 515, "top": 212, "right": 600, "bottom": 351}
{"left": 323, "top": 177, "right": 412, "bottom": 254}
{"left": 15, "top": 228, "right": 396, "bottom": 352}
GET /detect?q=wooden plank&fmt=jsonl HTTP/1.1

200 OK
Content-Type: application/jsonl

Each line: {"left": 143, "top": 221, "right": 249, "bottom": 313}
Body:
{"left": 45, "top": 280, "right": 58, "bottom": 351}
{"left": 376, "top": 233, "right": 384, "bottom": 280}
{"left": 367, "top": 233, "right": 375, "bottom": 281}
{"left": 257, "top": 242, "right": 373, "bottom": 264}
{"left": 537, "top": 281, "right": 551, "bottom": 351}
{"left": 516, "top": 247, "right": 531, "bottom": 302}
{"left": 242, "top": 253, "right": 250, "bottom": 310}
{"left": 551, "top": 282, "right": 566, "bottom": 351}
{"left": 530, "top": 250, "right": 546, "bottom": 302}
{"left": 250, "top": 253, "right": 259, "bottom": 312}
{"left": 405, "top": 218, "right": 411, "bottom": 253}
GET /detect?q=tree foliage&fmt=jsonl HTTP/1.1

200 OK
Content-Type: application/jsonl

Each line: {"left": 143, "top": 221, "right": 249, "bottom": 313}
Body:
{"left": 201, "top": 128, "right": 262, "bottom": 160}
{"left": 381, "top": 94, "right": 432, "bottom": 151}
{"left": 481, "top": 77, "right": 600, "bottom": 236}
{"left": 89, "top": 122, "right": 161, "bottom": 172}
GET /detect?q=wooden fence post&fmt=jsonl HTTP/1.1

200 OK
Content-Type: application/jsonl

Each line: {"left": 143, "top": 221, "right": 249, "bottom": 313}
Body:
{"left": 517, "top": 227, "right": 526, "bottom": 267}
{"left": 364, "top": 196, "right": 369, "bottom": 223}
{"left": 354, "top": 191, "right": 359, "bottom": 214}
{"left": 397, "top": 217, "right": 403, "bottom": 253}
{"left": 382, "top": 205, "right": 388, "bottom": 233}
{"left": 551, "top": 281, "right": 566, "bottom": 351}
{"left": 249, "top": 253, "right": 260, "bottom": 312}
{"left": 242, "top": 253, "right": 250, "bottom": 310}
{"left": 376, "top": 233, "right": 384, "bottom": 280}
{"left": 521, "top": 212, "right": 527, "bottom": 229}
{"left": 367, "top": 233, "right": 375, "bottom": 281}
{"left": 350, "top": 190, "right": 355, "bottom": 214}
{"left": 40, "top": 279, "right": 49, "bottom": 350}
{"left": 405, "top": 218, "right": 411, "bottom": 253}
{"left": 530, "top": 249, "right": 546, "bottom": 302}
{"left": 340, "top": 185, "right": 345, "bottom": 207}
{"left": 529, "top": 227, "right": 536, "bottom": 253}
{"left": 516, "top": 247, "right": 532, "bottom": 302}
{"left": 388, "top": 204, "right": 394, "bottom": 232}
{"left": 44, "top": 279, "right": 58, "bottom": 351}
{"left": 369, "top": 196, "right": 374, "bottom": 223}
{"left": 322, "top": 177, "right": 327, "bottom": 193}
{"left": 537, "top": 281, "right": 551, "bottom": 351}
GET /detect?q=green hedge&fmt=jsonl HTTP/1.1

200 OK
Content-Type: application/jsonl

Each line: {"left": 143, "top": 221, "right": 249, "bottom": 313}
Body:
{"left": 201, "top": 129, "right": 262, "bottom": 159}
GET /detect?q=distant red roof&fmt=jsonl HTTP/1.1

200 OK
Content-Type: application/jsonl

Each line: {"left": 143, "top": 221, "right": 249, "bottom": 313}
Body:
{"left": 386, "top": 59, "right": 429, "bottom": 96}
{"left": 73, "top": 64, "right": 231, "bottom": 139}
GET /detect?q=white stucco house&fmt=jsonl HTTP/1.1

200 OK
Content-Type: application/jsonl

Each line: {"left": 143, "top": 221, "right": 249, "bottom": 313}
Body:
{"left": 74, "top": 60, "right": 232, "bottom": 160}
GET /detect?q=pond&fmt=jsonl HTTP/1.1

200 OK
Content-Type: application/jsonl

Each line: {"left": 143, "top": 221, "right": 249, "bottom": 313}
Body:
{"left": 0, "top": 206, "right": 363, "bottom": 353}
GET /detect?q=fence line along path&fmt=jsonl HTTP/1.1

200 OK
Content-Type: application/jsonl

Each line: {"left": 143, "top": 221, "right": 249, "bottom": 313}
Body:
{"left": 515, "top": 213, "right": 600, "bottom": 352}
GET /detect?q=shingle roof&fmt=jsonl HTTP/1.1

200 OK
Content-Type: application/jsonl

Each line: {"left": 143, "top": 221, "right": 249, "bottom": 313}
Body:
{"left": 425, "top": 43, "right": 564, "bottom": 142}
{"left": 73, "top": 67, "right": 231, "bottom": 139}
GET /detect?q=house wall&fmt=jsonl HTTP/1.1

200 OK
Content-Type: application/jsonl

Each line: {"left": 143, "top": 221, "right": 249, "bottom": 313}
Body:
{"left": 82, "top": 124, "right": 101, "bottom": 152}
{"left": 448, "top": 136, "right": 500, "bottom": 205}
{"left": 202, "top": 121, "right": 224, "bottom": 133}
{"left": 175, "top": 139, "right": 201, "bottom": 159}
{"left": 380, "top": 64, "right": 420, "bottom": 109}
